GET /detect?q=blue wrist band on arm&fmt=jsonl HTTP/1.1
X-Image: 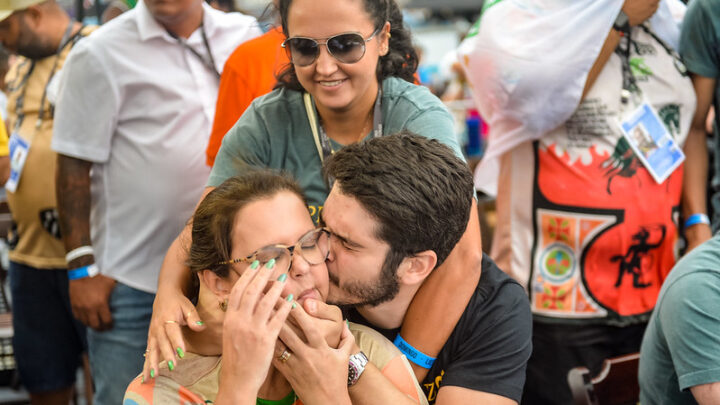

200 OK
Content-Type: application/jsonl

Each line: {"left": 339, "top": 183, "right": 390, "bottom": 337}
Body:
{"left": 68, "top": 264, "right": 99, "bottom": 280}
{"left": 684, "top": 213, "right": 710, "bottom": 229}
{"left": 394, "top": 334, "right": 436, "bottom": 369}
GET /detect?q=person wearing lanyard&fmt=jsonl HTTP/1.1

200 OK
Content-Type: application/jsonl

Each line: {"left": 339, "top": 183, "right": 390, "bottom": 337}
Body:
{"left": 141, "top": 0, "right": 531, "bottom": 404}
{"left": 0, "top": 1, "right": 92, "bottom": 404}
{"left": 465, "top": 0, "right": 701, "bottom": 403}
{"left": 50, "top": 0, "right": 261, "bottom": 403}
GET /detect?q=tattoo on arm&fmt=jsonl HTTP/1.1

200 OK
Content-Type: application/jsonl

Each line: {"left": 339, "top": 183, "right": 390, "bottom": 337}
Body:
{"left": 56, "top": 154, "right": 95, "bottom": 268}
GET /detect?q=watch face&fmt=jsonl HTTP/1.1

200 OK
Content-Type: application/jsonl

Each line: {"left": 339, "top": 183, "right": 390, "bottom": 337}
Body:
{"left": 348, "top": 364, "right": 359, "bottom": 385}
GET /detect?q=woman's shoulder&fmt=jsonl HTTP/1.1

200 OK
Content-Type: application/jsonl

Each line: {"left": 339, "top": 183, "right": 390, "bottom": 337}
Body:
{"left": 350, "top": 322, "right": 402, "bottom": 368}
{"left": 123, "top": 353, "right": 221, "bottom": 405}
{"left": 250, "top": 86, "right": 305, "bottom": 116}
{"left": 381, "top": 77, "right": 446, "bottom": 112}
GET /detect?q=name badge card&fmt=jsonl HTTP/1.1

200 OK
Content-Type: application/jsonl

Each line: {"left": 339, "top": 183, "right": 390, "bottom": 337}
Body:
{"left": 6, "top": 132, "right": 30, "bottom": 193}
{"left": 617, "top": 102, "right": 684, "bottom": 184}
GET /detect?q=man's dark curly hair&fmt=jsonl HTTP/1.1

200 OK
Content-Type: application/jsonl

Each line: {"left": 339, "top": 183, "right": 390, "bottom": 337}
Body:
{"left": 323, "top": 131, "right": 473, "bottom": 271}
{"left": 276, "top": 0, "right": 418, "bottom": 91}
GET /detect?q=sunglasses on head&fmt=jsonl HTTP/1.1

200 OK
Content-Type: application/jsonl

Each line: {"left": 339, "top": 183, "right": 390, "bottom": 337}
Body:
{"left": 281, "top": 26, "right": 383, "bottom": 67}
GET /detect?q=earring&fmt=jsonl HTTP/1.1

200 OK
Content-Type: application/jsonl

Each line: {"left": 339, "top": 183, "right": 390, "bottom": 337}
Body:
{"left": 219, "top": 299, "right": 228, "bottom": 312}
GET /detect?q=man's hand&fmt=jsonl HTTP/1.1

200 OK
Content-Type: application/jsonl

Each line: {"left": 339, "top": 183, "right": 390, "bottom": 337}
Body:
{"left": 294, "top": 299, "right": 344, "bottom": 348}
{"left": 622, "top": 0, "right": 660, "bottom": 26}
{"left": 275, "top": 308, "right": 354, "bottom": 405}
{"left": 69, "top": 274, "right": 116, "bottom": 331}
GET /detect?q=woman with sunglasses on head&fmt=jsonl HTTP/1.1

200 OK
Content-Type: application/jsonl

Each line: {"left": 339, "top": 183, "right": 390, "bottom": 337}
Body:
{"left": 125, "top": 172, "right": 427, "bottom": 404}
{"left": 144, "top": 0, "right": 483, "bottom": 391}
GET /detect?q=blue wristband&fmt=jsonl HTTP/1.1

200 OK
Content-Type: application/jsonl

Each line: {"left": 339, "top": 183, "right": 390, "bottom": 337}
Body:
{"left": 68, "top": 264, "right": 99, "bottom": 280}
{"left": 684, "top": 213, "right": 710, "bottom": 229}
{"left": 393, "top": 334, "right": 436, "bottom": 369}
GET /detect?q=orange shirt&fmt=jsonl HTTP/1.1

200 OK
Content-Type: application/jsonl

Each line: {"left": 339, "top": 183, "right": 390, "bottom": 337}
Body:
{"left": 206, "top": 27, "right": 288, "bottom": 166}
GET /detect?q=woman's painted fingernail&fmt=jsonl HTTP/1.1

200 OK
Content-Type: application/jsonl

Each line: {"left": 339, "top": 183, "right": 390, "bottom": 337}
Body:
{"left": 292, "top": 302, "right": 297, "bottom": 309}
{"left": 250, "top": 260, "right": 260, "bottom": 270}
{"left": 286, "top": 294, "right": 294, "bottom": 302}
{"left": 150, "top": 369, "right": 155, "bottom": 378}
{"left": 266, "top": 258, "right": 276, "bottom": 269}
{"left": 168, "top": 361, "right": 174, "bottom": 371}
{"left": 176, "top": 347, "right": 185, "bottom": 358}
{"left": 196, "top": 321, "right": 204, "bottom": 326}
{"left": 346, "top": 319, "right": 350, "bottom": 328}
{"left": 277, "top": 273, "right": 287, "bottom": 282}
{"left": 141, "top": 375, "right": 145, "bottom": 384}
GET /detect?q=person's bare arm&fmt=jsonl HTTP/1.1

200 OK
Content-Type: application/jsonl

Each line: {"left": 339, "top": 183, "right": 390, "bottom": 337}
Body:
{"left": 142, "top": 186, "right": 215, "bottom": 381}
{"left": 682, "top": 74, "right": 715, "bottom": 252}
{"left": 582, "top": 0, "right": 660, "bottom": 99}
{"left": 400, "top": 199, "right": 482, "bottom": 381}
{"left": 56, "top": 154, "right": 116, "bottom": 331}
{"left": 0, "top": 156, "right": 9, "bottom": 185}
{"left": 691, "top": 382, "right": 720, "bottom": 405}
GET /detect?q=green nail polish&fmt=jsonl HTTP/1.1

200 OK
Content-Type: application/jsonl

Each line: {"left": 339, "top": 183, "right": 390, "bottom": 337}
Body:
{"left": 176, "top": 347, "right": 185, "bottom": 358}
{"left": 266, "top": 258, "right": 276, "bottom": 269}
{"left": 250, "top": 260, "right": 260, "bottom": 270}
{"left": 141, "top": 375, "right": 145, "bottom": 384}
{"left": 292, "top": 302, "right": 297, "bottom": 309}
{"left": 168, "top": 361, "right": 174, "bottom": 371}
{"left": 286, "top": 294, "right": 294, "bottom": 302}
{"left": 346, "top": 319, "right": 350, "bottom": 327}
{"left": 277, "top": 273, "right": 287, "bottom": 282}
{"left": 196, "top": 321, "right": 204, "bottom": 326}
{"left": 150, "top": 369, "right": 155, "bottom": 378}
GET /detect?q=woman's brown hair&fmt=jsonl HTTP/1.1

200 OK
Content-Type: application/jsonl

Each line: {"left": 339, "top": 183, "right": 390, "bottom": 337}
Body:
{"left": 187, "top": 171, "right": 305, "bottom": 279}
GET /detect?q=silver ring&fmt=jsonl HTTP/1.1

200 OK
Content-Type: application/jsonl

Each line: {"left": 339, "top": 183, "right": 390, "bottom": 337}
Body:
{"left": 278, "top": 350, "right": 291, "bottom": 363}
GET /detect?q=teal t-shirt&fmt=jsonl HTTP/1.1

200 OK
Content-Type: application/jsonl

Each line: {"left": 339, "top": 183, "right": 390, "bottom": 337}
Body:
{"left": 680, "top": 0, "right": 720, "bottom": 134}
{"left": 209, "top": 77, "right": 463, "bottom": 222}
{"left": 638, "top": 235, "right": 720, "bottom": 405}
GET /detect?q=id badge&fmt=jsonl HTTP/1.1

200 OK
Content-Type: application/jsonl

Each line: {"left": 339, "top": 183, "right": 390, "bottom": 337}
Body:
{"left": 6, "top": 132, "right": 30, "bottom": 193}
{"left": 616, "top": 101, "right": 685, "bottom": 184}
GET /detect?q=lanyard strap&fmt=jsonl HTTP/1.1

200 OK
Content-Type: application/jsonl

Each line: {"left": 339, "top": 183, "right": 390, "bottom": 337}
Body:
{"left": 615, "top": 24, "right": 688, "bottom": 106}
{"left": 168, "top": 23, "right": 221, "bottom": 80}
{"left": 13, "top": 22, "right": 77, "bottom": 133}
{"left": 304, "top": 89, "right": 383, "bottom": 163}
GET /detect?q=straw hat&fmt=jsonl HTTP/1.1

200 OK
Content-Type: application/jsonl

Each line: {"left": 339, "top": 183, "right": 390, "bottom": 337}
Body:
{"left": 0, "top": 0, "right": 46, "bottom": 22}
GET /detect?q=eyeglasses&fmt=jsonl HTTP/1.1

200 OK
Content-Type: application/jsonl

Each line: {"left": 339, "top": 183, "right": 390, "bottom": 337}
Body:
{"left": 219, "top": 228, "right": 330, "bottom": 273}
{"left": 281, "top": 27, "right": 383, "bottom": 67}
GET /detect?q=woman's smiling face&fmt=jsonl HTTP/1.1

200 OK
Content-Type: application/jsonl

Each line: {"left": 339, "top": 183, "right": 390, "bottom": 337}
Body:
{"left": 285, "top": 0, "right": 389, "bottom": 114}
{"left": 228, "top": 191, "right": 329, "bottom": 305}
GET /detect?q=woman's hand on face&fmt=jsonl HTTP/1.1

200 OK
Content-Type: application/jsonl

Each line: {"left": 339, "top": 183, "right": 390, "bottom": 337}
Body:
{"left": 142, "top": 287, "right": 206, "bottom": 382}
{"left": 274, "top": 305, "right": 355, "bottom": 405}
{"left": 287, "top": 299, "right": 344, "bottom": 348}
{"left": 220, "top": 261, "right": 294, "bottom": 394}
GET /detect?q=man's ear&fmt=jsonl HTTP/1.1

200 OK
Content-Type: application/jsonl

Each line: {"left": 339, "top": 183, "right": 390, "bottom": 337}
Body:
{"left": 199, "top": 269, "right": 232, "bottom": 297}
{"left": 396, "top": 250, "right": 437, "bottom": 286}
{"left": 23, "top": 5, "right": 42, "bottom": 26}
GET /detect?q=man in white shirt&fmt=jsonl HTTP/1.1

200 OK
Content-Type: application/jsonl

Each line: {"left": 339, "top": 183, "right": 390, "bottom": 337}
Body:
{"left": 51, "top": 0, "right": 261, "bottom": 402}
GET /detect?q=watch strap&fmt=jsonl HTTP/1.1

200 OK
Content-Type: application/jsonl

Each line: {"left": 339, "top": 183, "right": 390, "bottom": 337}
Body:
{"left": 613, "top": 9, "right": 630, "bottom": 32}
{"left": 347, "top": 351, "right": 368, "bottom": 386}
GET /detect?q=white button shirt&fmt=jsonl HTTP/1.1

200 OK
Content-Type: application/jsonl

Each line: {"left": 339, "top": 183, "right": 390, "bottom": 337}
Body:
{"left": 52, "top": 1, "right": 262, "bottom": 293}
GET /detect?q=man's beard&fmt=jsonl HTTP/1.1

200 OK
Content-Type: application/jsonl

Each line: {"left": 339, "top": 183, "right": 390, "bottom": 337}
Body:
{"left": 327, "top": 253, "right": 400, "bottom": 308}
{"left": 16, "top": 19, "right": 56, "bottom": 60}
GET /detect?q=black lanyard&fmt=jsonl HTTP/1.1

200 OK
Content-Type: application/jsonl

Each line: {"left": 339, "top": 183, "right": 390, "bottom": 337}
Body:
{"left": 168, "top": 24, "right": 220, "bottom": 80}
{"left": 314, "top": 89, "right": 383, "bottom": 162}
{"left": 616, "top": 24, "right": 688, "bottom": 106}
{"left": 13, "top": 22, "right": 77, "bottom": 132}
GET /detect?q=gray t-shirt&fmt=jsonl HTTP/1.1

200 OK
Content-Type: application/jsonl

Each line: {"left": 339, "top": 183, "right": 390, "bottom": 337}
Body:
{"left": 639, "top": 235, "right": 720, "bottom": 405}
{"left": 208, "top": 77, "right": 463, "bottom": 222}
